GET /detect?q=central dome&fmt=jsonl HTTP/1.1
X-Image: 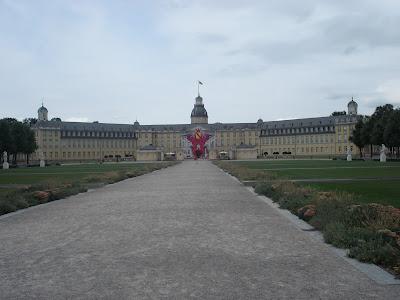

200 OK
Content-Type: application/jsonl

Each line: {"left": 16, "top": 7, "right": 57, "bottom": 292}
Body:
{"left": 190, "top": 95, "right": 208, "bottom": 124}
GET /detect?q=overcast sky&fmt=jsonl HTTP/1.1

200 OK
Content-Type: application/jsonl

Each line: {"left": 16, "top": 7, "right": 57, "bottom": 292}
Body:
{"left": 1, "top": 0, "right": 400, "bottom": 124}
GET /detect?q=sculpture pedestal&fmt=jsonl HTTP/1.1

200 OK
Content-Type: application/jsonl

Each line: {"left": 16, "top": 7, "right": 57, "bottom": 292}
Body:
{"left": 40, "top": 160, "right": 45, "bottom": 167}
{"left": 347, "top": 155, "right": 352, "bottom": 161}
{"left": 380, "top": 153, "right": 386, "bottom": 162}
{"left": 2, "top": 162, "right": 9, "bottom": 169}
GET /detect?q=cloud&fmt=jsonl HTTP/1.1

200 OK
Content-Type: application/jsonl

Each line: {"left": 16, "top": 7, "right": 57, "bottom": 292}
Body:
{"left": 1, "top": 0, "right": 400, "bottom": 124}
{"left": 65, "top": 117, "right": 91, "bottom": 123}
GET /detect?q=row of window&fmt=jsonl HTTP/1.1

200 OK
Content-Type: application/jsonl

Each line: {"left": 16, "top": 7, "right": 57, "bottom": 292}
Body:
{"left": 262, "top": 147, "right": 331, "bottom": 154}
{"left": 61, "top": 131, "right": 136, "bottom": 138}
{"left": 261, "top": 135, "right": 333, "bottom": 145}
{"left": 42, "top": 151, "right": 133, "bottom": 159}
{"left": 261, "top": 126, "right": 334, "bottom": 136}
{"left": 218, "top": 131, "right": 258, "bottom": 137}
{"left": 61, "top": 139, "right": 135, "bottom": 149}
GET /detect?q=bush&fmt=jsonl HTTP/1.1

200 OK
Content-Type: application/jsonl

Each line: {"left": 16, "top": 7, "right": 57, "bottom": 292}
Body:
{"left": 254, "top": 182, "right": 275, "bottom": 198}
{"left": 309, "top": 192, "right": 355, "bottom": 230}
{"left": 347, "top": 203, "right": 400, "bottom": 230}
{"left": 255, "top": 181, "right": 312, "bottom": 213}
{"left": 278, "top": 196, "right": 310, "bottom": 214}
{"left": 0, "top": 199, "right": 17, "bottom": 215}
{"left": 323, "top": 223, "right": 378, "bottom": 249}
{"left": 349, "top": 235, "right": 400, "bottom": 267}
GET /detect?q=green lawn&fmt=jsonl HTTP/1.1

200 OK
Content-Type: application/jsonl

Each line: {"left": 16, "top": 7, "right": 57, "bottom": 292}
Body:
{"left": 233, "top": 160, "right": 400, "bottom": 179}
{"left": 0, "top": 161, "right": 177, "bottom": 215}
{"left": 223, "top": 159, "right": 400, "bottom": 207}
{"left": 304, "top": 180, "right": 400, "bottom": 208}
{"left": 0, "top": 162, "right": 166, "bottom": 185}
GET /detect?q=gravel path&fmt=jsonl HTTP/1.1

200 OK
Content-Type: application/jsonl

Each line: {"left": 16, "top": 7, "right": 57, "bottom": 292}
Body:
{"left": 0, "top": 161, "right": 398, "bottom": 299}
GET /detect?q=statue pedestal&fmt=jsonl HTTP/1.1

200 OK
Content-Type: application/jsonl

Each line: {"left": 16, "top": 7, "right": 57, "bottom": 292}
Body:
{"left": 40, "top": 160, "right": 45, "bottom": 167}
{"left": 380, "top": 153, "right": 386, "bottom": 163}
{"left": 347, "top": 155, "right": 352, "bottom": 161}
{"left": 2, "top": 162, "right": 9, "bottom": 169}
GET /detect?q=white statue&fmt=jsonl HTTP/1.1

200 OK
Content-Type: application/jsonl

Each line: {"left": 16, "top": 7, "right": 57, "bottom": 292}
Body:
{"left": 346, "top": 148, "right": 352, "bottom": 161}
{"left": 39, "top": 151, "right": 45, "bottom": 168}
{"left": 380, "top": 144, "right": 387, "bottom": 162}
{"left": 2, "top": 151, "right": 9, "bottom": 170}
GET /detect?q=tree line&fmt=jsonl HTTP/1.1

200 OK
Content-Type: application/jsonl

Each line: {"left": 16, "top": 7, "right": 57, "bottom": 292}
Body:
{"left": 0, "top": 118, "right": 38, "bottom": 165}
{"left": 351, "top": 104, "right": 400, "bottom": 157}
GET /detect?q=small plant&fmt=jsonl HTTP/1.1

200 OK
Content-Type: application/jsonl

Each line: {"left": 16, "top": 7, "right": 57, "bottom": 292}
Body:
{"left": 254, "top": 182, "right": 275, "bottom": 198}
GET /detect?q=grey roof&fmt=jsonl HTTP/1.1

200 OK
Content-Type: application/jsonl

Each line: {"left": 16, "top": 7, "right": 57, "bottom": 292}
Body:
{"left": 32, "top": 114, "right": 358, "bottom": 133}
{"left": 38, "top": 105, "right": 48, "bottom": 113}
{"left": 136, "top": 122, "right": 261, "bottom": 132}
{"left": 261, "top": 116, "right": 335, "bottom": 129}
{"left": 191, "top": 104, "right": 208, "bottom": 117}
{"left": 33, "top": 120, "right": 136, "bottom": 132}
{"left": 348, "top": 99, "right": 357, "bottom": 106}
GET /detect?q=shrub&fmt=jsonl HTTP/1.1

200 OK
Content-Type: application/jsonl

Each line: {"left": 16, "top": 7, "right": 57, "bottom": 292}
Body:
{"left": 255, "top": 181, "right": 312, "bottom": 213}
{"left": 277, "top": 196, "right": 310, "bottom": 214}
{"left": 0, "top": 199, "right": 17, "bottom": 215}
{"left": 323, "top": 223, "right": 378, "bottom": 249}
{"left": 309, "top": 192, "right": 355, "bottom": 230}
{"left": 349, "top": 235, "right": 400, "bottom": 267}
{"left": 347, "top": 203, "right": 400, "bottom": 230}
{"left": 254, "top": 182, "right": 275, "bottom": 198}
{"left": 13, "top": 196, "right": 29, "bottom": 209}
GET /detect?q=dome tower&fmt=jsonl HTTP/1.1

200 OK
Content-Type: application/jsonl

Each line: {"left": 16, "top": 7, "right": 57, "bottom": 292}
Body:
{"left": 347, "top": 97, "right": 358, "bottom": 115}
{"left": 38, "top": 103, "right": 48, "bottom": 121}
{"left": 190, "top": 95, "right": 208, "bottom": 124}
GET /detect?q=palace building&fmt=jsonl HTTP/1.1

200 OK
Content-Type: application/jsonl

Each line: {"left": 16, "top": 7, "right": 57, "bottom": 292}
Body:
{"left": 31, "top": 95, "right": 360, "bottom": 162}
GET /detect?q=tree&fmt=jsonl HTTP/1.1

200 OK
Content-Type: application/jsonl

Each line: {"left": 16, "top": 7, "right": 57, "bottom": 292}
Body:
{"left": 361, "top": 116, "right": 373, "bottom": 157}
{"left": 23, "top": 118, "right": 38, "bottom": 126}
{"left": 22, "top": 126, "right": 38, "bottom": 164}
{"left": 384, "top": 109, "right": 400, "bottom": 157}
{"left": 10, "top": 121, "right": 26, "bottom": 164}
{"left": 0, "top": 120, "right": 12, "bottom": 161}
{"left": 370, "top": 104, "right": 394, "bottom": 146}
{"left": 0, "top": 118, "right": 18, "bottom": 161}
{"left": 350, "top": 117, "right": 366, "bottom": 157}
{"left": 0, "top": 118, "right": 38, "bottom": 165}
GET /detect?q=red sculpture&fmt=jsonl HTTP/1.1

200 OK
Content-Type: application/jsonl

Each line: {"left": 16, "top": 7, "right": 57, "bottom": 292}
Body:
{"left": 186, "top": 128, "right": 211, "bottom": 159}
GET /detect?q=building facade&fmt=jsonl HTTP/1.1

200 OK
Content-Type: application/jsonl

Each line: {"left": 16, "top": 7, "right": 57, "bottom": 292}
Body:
{"left": 31, "top": 95, "right": 360, "bottom": 162}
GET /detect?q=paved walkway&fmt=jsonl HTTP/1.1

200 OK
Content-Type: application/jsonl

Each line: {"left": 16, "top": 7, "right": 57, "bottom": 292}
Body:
{"left": 0, "top": 161, "right": 399, "bottom": 299}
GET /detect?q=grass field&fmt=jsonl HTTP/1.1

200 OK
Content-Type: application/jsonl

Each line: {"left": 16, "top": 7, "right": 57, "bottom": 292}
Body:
{"left": 222, "top": 160, "right": 400, "bottom": 207}
{"left": 305, "top": 180, "right": 400, "bottom": 207}
{"left": 0, "top": 162, "right": 167, "bottom": 185}
{"left": 233, "top": 160, "right": 400, "bottom": 179}
{"left": 0, "top": 161, "right": 177, "bottom": 215}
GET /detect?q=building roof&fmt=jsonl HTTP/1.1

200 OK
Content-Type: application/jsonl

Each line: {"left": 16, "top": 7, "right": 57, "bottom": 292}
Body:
{"left": 261, "top": 116, "right": 335, "bottom": 129}
{"left": 191, "top": 104, "right": 208, "bottom": 118}
{"left": 348, "top": 97, "right": 357, "bottom": 106}
{"left": 32, "top": 115, "right": 359, "bottom": 133}
{"left": 33, "top": 120, "right": 136, "bottom": 132}
{"left": 38, "top": 105, "right": 48, "bottom": 113}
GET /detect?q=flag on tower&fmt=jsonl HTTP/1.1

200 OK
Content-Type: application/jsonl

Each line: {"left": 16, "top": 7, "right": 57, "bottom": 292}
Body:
{"left": 198, "top": 81, "right": 203, "bottom": 85}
